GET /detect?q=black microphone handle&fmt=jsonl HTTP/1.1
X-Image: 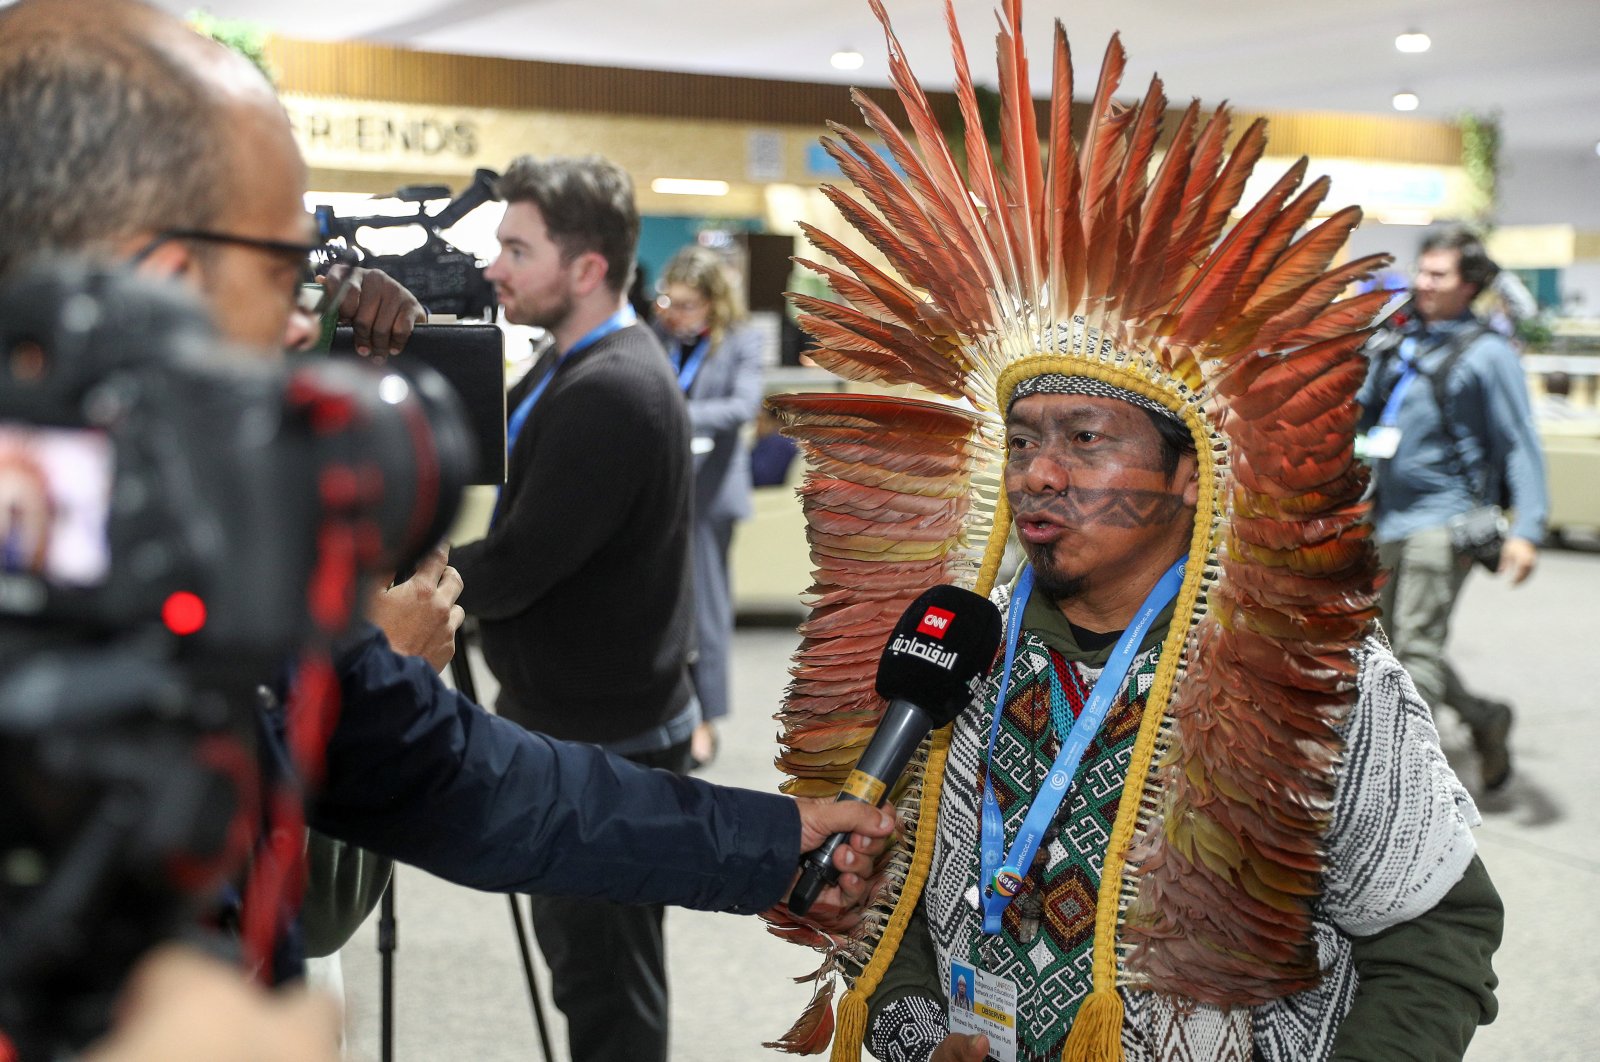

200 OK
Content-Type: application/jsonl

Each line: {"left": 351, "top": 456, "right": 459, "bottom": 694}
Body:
{"left": 787, "top": 699, "right": 933, "bottom": 917}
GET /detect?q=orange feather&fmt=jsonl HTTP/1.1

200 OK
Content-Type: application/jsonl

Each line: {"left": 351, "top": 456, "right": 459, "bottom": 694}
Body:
{"left": 995, "top": 0, "right": 1045, "bottom": 292}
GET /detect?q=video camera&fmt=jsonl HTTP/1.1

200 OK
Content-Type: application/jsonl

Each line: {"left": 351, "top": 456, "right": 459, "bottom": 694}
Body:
{"left": 0, "top": 261, "right": 473, "bottom": 1058}
{"left": 315, "top": 167, "right": 500, "bottom": 320}
{"left": 1362, "top": 292, "right": 1415, "bottom": 360}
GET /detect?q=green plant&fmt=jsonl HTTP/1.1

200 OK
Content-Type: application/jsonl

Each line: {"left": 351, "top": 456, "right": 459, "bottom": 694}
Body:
{"left": 1515, "top": 315, "right": 1554, "bottom": 351}
{"left": 187, "top": 10, "right": 275, "bottom": 85}
{"left": 1458, "top": 111, "right": 1501, "bottom": 229}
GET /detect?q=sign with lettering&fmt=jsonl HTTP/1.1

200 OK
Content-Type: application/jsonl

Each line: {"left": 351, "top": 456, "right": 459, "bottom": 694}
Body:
{"left": 283, "top": 95, "right": 488, "bottom": 173}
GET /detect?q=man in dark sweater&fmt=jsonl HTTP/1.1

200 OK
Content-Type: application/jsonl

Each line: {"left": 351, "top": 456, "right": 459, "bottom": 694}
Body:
{"left": 451, "top": 156, "right": 696, "bottom": 1062}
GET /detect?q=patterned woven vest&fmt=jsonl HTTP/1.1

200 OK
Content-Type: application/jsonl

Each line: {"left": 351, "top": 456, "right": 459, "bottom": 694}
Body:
{"left": 926, "top": 629, "right": 1161, "bottom": 1062}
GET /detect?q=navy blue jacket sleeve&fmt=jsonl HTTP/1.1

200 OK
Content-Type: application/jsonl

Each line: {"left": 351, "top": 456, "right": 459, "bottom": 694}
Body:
{"left": 305, "top": 627, "right": 801, "bottom": 914}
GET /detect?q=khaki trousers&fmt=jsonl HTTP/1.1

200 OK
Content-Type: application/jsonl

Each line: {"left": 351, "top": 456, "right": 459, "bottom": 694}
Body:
{"left": 1378, "top": 525, "right": 1501, "bottom": 731}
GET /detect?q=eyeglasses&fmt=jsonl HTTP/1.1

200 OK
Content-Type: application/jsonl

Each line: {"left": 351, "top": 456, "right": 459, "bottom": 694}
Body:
{"left": 655, "top": 293, "right": 708, "bottom": 315}
{"left": 131, "top": 228, "right": 359, "bottom": 319}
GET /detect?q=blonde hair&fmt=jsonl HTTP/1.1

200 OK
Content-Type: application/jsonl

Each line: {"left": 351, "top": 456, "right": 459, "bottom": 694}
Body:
{"left": 661, "top": 245, "right": 744, "bottom": 345}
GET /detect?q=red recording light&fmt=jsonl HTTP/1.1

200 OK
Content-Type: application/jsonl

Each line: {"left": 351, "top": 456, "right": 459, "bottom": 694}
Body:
{"left": 162, "top": 591, "right": 208, "bottom": 636}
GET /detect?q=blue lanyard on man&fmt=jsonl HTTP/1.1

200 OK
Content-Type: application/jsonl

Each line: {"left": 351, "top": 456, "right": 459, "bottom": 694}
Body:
{"left": 493, "top": 305, "right": 636, "bottom": 525}
{"left": 978, "top": 558, "right": 1186, "bottom": 935}
{"left": 1378, "top": 335, "right": 1422, "bottom": 428}
{"left": 506, "top": 305, "right": 637, "bottom": 453}
{"left": 675, "top": 333, "right": 711, "bottom": 395}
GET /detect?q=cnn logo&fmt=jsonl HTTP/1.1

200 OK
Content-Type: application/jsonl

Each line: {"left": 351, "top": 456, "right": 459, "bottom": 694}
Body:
{"left": 917, "top": 607, "right": 955, "bottom": 639}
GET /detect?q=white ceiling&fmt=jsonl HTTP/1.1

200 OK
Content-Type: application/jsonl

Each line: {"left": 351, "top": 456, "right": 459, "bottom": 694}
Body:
{"left": 154, "top": 0, "right": 1598, "bottom": 159}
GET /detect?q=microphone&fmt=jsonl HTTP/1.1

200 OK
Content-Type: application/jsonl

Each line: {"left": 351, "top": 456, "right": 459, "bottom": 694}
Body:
{"left": 786, "top": 584, "right": 1002, "bottom": 916}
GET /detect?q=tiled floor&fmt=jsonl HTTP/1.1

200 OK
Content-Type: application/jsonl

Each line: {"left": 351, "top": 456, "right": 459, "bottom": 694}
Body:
{"left": 336, "top": 544, "right": 1600, "bottom": 1061}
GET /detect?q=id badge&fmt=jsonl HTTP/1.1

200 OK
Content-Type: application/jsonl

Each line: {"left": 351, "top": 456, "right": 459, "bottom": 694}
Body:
{"left": 947, "top": 961, "right": 1018, "bottom": 1062}
{"left": 1360, "top": 425, "right": 1402, "bottom": 460}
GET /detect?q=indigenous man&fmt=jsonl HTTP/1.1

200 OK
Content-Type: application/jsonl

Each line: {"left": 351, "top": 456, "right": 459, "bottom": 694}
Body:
{"left": 859, "top": 378, "right": 1502, "bottom": 1062}
{"left": 762, "top": 3, "right": 1503, "bottom": 1061}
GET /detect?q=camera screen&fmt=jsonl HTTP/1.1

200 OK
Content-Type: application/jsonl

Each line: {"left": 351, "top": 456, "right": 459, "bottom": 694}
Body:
{"left": 0, "top": 423, "right": 114, "bottom": 587}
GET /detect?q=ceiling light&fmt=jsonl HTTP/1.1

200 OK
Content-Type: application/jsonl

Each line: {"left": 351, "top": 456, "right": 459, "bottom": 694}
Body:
{"left": 1394, "top": 31, "right": 1431, "bottom": 54}
{"left": 831, "top": 49, "right": 865, "bottom": 71}
{"left": 1392, "top": 91, "right": 1420, "bottom": 112}
{"left": 1594, "top": 139, "right": 1600, "bottom": 158}
{"left": 650, "top": 178, "right": 730, "bottom": 197}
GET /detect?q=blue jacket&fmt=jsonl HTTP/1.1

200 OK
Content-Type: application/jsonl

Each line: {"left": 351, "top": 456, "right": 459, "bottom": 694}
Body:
{"left": 1357, "top": 314, "right": 1548, "bottom": 544}
{"left": 262, "top": 627, "right": 799, "bottom": 933}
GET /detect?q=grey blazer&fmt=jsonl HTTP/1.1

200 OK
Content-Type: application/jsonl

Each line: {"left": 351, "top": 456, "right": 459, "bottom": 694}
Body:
{"left": 663, "top": 320, "right": 768, "bottom": 524}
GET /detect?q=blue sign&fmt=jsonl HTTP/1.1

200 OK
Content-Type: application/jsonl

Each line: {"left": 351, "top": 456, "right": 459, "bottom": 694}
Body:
{"left": 806, "top": 140, "right": 908, "bottom": 180}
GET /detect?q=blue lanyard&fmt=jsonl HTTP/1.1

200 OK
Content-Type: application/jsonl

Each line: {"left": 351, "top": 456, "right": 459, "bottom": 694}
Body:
{"left": 1377, "top": 336, "right": 1422, "bottom": 427}
{"left": 505, "top": 306, "right": 637, "bottom": 454}
{"left": 978, "top": 558, "right": 1185, "bottom": 934}
{"left": 676, "top": 335, "right": 711, "bottom": 394}
{"left": 494, "top": 306, "right": 635, "bottom": 526}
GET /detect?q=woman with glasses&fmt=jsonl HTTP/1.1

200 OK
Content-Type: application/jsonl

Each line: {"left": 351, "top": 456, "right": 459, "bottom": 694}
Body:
{"left": 653, "top": 246, "right": 768, "bottom": 769}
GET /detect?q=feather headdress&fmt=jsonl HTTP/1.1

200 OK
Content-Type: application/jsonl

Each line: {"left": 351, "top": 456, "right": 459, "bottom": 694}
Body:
{"left": 764, "top": 1, "right": 1386, "bottom": 1058}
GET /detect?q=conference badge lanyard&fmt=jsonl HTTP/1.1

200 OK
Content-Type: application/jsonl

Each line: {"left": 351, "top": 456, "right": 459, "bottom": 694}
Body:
{"left": 675, "top": 333, "right": 711, "bottom": 395}
{"left": 977, "top": 558, "right": 1185, "bottom": 932}
{"left": 1359, "top": 335, "right": 1420, "bottom": 462}
{"left": 493, "top": 305, "right": 636, "bottom": 525}
{"left": 950, "top": 559, "right": 1183, "bottom": 1059}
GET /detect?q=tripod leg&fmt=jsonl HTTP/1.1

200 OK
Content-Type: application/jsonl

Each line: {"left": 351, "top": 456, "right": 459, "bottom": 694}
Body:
{"left": 378, "top": 879, "right": 397, "bottom": 1062}
{"left": 508, "top": 895, "right": 556, "bottom": 1062}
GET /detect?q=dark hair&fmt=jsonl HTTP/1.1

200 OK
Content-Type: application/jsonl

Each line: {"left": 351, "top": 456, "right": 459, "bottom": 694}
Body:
{"left": 496, "top": 155, "right": 639, "bottom": 296}
{"left": 0, "top": 2, "right": 227, "bottom": 279}
{"left": 1419, "top": 226, "right": 1500, "bottom": 296}
{"left": 1143, "top": 407, "right": 1198, "bottom": 480}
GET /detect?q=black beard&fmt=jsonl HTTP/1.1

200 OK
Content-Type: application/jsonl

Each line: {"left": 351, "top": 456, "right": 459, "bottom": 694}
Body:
{"left": 1027, "top": 546, "right": 1087, "bottom": 604}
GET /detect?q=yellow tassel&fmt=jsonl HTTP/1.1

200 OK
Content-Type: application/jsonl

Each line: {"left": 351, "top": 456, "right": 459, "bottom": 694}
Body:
{"left": 829, "top": 987, "right": 869, "bottom": 1062}
{"left": 1060, "top": 988, "right": 1125, "bottom": 1062}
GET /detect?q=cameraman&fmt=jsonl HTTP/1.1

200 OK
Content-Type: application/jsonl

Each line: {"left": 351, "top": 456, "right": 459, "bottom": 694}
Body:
{"left": 1356, "top": 227, "right": 1549, "bottom": 791}
{"left": 0, "top": 0, "right": 892, "bottom": 1030}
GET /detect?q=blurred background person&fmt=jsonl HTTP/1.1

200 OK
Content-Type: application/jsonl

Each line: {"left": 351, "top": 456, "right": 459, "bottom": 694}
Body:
{"left": 1357, "top": 226, "right": 1548, "bottom": 791}
{"left": 1533, "top": 370, "right": 1598, "bottom": 423}
{"left": 654, "top": 245, "right": 767, "bottom": 769}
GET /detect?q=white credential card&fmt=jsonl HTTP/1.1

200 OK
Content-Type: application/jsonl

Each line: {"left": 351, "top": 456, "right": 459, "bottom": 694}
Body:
{"left": 947, "top": 960, "right": 1018, "bottom": 1062}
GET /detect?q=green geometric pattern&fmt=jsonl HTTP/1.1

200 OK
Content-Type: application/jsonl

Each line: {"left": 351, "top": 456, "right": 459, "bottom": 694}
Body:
{"left": 967, "top": 631, "right": 1159, "bottom": 1060}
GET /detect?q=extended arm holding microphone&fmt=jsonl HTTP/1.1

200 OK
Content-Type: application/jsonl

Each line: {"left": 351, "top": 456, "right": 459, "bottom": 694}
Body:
{"left": 788, "top": 586, "right": 1002, "bottom": 916}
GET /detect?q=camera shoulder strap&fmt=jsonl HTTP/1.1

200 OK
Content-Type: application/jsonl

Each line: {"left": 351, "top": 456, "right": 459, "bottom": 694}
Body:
{"left": 1423, "top": 322, "right": 1495, "bottom": 505}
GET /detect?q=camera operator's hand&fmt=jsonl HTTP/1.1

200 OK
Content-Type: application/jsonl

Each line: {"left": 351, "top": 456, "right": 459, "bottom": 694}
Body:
{"left": 82, "top": 946, "right": 338, "bottom": 1062}
{"left": 366, "top": 544, "right": 465, "bottom": 671}
{"left": 337, "top": 267, "right": 426, "bottom": 358}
